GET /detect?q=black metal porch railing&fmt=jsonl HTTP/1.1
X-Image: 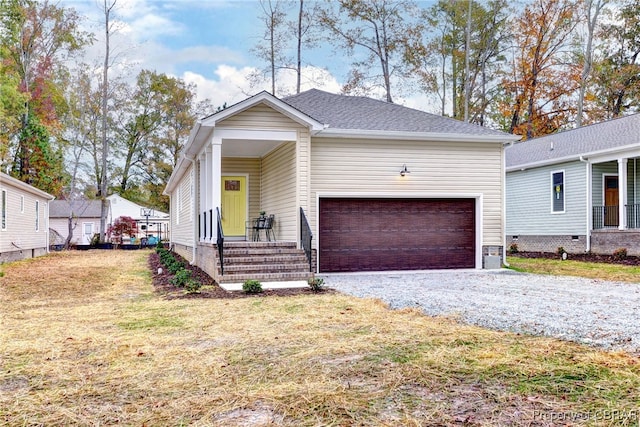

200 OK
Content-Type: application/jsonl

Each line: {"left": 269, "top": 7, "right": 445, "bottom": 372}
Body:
{"left": 300, "top": 207, "right": 313, "bottom": 271}
{"left": 202, "top": 210, "right": 207, "bottom": 238}
{"left": 216, "top": 207, "right": 224, "bottom": 275}
{"left": 593, "top": 204, "right": 640, "bottom": 229}
{"left": 209, "top": 209, "right": 213, "bottom": 240}
{"left": 592, "top": 205, "right": 619, "bottom": 229}
{"left": 627, "top": 204, "right": 640, "bottom": 229}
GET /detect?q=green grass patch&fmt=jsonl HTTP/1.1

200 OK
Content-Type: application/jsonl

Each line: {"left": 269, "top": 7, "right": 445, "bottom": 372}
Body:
{"left": 507, "top": 256, "right": 640, "bottom": 283}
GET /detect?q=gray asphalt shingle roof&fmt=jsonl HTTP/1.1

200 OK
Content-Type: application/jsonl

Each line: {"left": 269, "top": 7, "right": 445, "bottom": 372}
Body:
{"left": 49, "top": 200, "right": 104, "bottom": 218}
{"left": 506, "top": 113, "right": 640, "bottom": 169}
{"left": 282, "top": 89, "right": 510, "bottom": 136}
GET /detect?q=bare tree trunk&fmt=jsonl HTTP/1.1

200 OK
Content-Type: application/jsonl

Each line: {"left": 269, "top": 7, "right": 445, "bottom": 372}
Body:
{"left": 270, "top": 11, "right": 276, "bottom": 95}
{"left": 576, "top": 0, "right": 607, "bottom": 128}
{"left": 463, "top": 0, "right": 472, "bottom": 122}
{"left": 296, "top": 0, "right": 303, "bottom": 94}
{"left": 99, "top": 0, "right": 116, "bottom": 243}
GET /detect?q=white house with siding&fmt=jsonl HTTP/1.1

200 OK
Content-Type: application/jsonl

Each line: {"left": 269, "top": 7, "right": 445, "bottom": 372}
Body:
{"left": 0, "top": 172, "right": 55, "bottom": 263}
{"left": 107, "top": 194, "right": 169, "bottom": 242}
{"left": 506, "top": 113, "right": 640, "bottom": 255}
{"left": 49, "top": 199, "right": 105, "bottom": 246}
{"left": 164, "top": 89, "right": 519, "bottom": 284}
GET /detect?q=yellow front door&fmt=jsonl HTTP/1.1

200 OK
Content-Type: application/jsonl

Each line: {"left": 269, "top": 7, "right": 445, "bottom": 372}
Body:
{"left": 221, "top": 176, "right": 247, "bottom": 237}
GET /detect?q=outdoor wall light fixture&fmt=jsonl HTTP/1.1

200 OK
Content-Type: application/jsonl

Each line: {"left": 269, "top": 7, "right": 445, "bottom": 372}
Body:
{"left": 400, "top": 164, "right": 410, "bottom": 177}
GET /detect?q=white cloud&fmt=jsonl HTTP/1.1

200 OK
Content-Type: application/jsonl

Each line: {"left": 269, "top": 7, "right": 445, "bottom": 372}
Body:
{"left": 183, "top": 65, "right": 343, "bottom": 110}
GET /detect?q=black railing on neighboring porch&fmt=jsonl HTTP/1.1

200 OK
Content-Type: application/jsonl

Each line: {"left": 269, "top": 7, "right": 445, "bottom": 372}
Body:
{"left": 216, "top": 207, "right": 224, "bottom": 275}
{"left": 593, "top": 204, "right": 640, "bottom": 229}
{"left": 593, "top": 205, "right": 619, "bottom": 229}
{"left": 300, "top": 207, "right": 313, "bottom": 271}
{"left": 627, "top": 204, "right": 640, "bottom": 229}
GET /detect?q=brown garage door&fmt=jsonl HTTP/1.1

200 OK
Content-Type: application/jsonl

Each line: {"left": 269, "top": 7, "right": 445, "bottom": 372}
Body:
{"left": 319, "top": 198, "right": 475, "bottom": 272}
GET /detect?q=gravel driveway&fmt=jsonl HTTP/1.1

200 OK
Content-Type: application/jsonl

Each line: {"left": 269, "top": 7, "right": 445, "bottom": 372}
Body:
{"left": 321, "top": 269, "right": 640, "bottom": 353}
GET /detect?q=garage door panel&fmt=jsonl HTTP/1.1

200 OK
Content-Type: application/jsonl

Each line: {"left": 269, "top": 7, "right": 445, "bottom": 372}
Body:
{"left": 319, "top": 198, "right": 475, "bottom": 272}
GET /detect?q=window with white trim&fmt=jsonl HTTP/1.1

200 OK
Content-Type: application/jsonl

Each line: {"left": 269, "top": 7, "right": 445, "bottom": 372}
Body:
{"left": 20, "top": 195, "right": 24, "bottom": 213}
{"left": 1, "top": 189, "right": 6, "bottom": 230}
{"left": 551, "top": 171, "right": 565, "bottom": 213}
{"left": 35, "top": 200, "right": 40, "bottom": 231}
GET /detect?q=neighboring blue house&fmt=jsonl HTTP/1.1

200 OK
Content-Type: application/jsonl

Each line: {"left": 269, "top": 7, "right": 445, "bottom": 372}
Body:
{"left": 506, "top": 114, "right": 640, "bottom": 255}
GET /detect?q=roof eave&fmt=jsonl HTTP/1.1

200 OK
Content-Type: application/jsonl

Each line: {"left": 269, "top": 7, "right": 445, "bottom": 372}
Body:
{"left": 0, "top": 173, "right": 55, "bottom": 200}
{"left": 506, "top": 155, "right": 582, "bottom": 172}
{"left": 506, "top": 142, "right": 640, "bottom": 172}
{"left": 315, "top": 128, "right": 520, "bottom": 143}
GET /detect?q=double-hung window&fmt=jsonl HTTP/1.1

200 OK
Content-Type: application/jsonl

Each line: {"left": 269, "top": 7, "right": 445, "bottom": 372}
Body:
{"left": 1, "top": 190, "right": 6, "bottom": 230}
{"left": 35, "top": 200, "right": 40, "bottom": 231}
{"left": 551, "top": 171, "right": 565, "bottom": 213}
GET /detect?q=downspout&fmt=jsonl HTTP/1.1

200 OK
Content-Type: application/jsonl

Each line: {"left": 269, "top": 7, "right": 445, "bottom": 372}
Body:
{"left": 45, "top": 200, "right": 51, "bottom": 253}
{"left": 580, "top": 156, "right": 591, "bottom": 252}
{"left": 190, "top": 157, "right": 197, "bottom": 265}
{"left": 502, "top": 142, "right": 509, "bottom": 267}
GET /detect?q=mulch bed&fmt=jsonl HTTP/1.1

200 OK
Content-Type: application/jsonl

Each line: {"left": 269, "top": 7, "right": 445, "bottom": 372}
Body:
{"left": 148, "top": 251, "right": 328, "bottom": 299}
{"left": 510, "top": 251, "right": 640, "bottom": 266}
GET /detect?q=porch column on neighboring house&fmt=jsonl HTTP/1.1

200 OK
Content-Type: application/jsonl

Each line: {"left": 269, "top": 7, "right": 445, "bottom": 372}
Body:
{"left": 618, "top": 158, "right": 628, "bottom": 230}
{"left": 211, "top": 135, "right": 222, "bottom": 241}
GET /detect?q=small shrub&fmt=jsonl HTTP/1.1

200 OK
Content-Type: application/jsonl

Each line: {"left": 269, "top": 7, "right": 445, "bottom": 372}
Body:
{"left": 508, "top": 243, "right": 519, "bottom": 254}
{"left": 557, "top": 247, "right": 567, "bottom": 256}
{"left": 167, "top": 260, "right": 183, "bottom": 274}
{"left": 613, "top": 247, "right": 628, "bottom": 261}
{"left": 308, "top": 277, "right": 325, "bottom": 292}
{"left": 184, "top": 279, "right": 202, "bottom": 294}
{"left": 243, "top": 279, "right": 263, "bottom": 294}
{"left": 170, "top": 268, "right": 192, "bottom": 287}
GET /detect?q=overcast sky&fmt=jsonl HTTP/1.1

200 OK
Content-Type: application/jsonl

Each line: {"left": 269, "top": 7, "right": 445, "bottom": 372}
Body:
{"left": 59, "top": 0, "right": 437, "bottom": 113}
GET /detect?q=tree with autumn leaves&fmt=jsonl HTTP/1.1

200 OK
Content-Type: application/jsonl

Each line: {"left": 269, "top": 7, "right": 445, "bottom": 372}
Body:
{"left": 1, "top": 0, "right": 89, "bottom": 195}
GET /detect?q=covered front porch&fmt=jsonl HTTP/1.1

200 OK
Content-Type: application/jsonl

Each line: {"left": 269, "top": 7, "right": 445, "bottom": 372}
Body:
{"left": 590, "top": 157, "right": 640, "bottom": 231}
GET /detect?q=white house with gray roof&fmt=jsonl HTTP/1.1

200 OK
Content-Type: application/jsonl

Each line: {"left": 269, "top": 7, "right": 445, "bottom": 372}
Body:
{"left": 506, "top": 113, "right": 640, "bottom": 255}
{"left": 164, "top": 89, "right": 518, "bottom": 284}
{"left": 49, "top": 199, "right": 106, "bottom": 246}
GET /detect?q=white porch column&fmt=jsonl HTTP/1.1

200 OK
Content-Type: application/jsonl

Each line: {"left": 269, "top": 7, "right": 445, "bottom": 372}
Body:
{"left": 198, "top": 153, "right": 206, "bottom": 241}
{"left": 205, "top": 146, "right": 213, "bottom": 240}
{"left": 211, "top": 135, "right": 222, "bottom": 241}
{"left": 618, "top": 158, "right": 628, "bottom": 230}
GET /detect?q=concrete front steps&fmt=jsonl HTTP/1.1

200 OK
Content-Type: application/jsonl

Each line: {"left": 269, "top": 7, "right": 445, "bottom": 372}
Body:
{"left": 216, "top": 241, "right": 314, "bottom": 289}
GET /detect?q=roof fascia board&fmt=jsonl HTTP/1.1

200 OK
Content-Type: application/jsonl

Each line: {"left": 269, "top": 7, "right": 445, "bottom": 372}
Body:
{"left": 201, "top": 92, "right": 324, "bottom": 132}
{"left": 581, "top": 146, "right": 640, "bottom": 164}
{"left": 0, "top": 173, "right": 55, "bottom": 200}
{"left": 315, "top": 128, "right": 519, "bottom": 143}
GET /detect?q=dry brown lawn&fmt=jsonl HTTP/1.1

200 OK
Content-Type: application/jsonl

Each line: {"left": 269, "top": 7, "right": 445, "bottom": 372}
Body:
{"left": 1, "top": 250, "right": 640, "bottom": 426}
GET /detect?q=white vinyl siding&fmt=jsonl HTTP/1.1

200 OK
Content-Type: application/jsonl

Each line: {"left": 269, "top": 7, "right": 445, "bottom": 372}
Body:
{"left": 261, "top": 141, "right": 297, "bottom": 241}
{"left": 219, "top": 104, "right": 302, "bottom": 129}
{"left": 0, "top": 173, "right": 53, "bottom": 255}
{"left": 170, "top": 163, "right": 194, "bottom": 247}
{"left": 311, "top": 138, "right": 504, "bottom": 247}
{"left": 506, "top": 161, "right": 587, "bottom": 235}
